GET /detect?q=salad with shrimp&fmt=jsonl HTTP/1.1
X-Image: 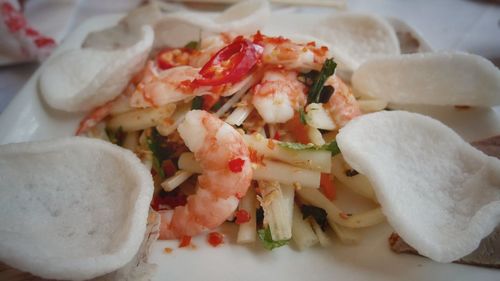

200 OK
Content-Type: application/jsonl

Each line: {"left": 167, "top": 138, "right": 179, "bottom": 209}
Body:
{"left": 77, "top": 31, "right": 385, "bottom": 250}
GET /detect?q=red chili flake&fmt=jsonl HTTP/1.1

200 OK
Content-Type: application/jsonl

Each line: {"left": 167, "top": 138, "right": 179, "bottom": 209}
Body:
{"left": 207, "top": 232, "right": 224, "bottom": 247}
{"left": 4, "top": 14, "right": 26, "bottom": 32}
{"left": 163, "top": 247, "right": 173, "bottom": 254}
{"left": 25, "top": 27, "right": 38, "bottom": 36}
{"left": 235, "top": 209, "right": 251, "bottom": 224}
{"left": 228, "top": 158, "right": 245, "bottom": 173}
{"left": 272, "top": 131, "right": 281, "bottom": 141}
{"left": 306, "top": 41, "right": 316, "bottom": 47}
{"left": 178, "top": 235, "right": 192, "bottom": 248}
{"left": 34, "top": 37, "right": 55, "bottom": 48}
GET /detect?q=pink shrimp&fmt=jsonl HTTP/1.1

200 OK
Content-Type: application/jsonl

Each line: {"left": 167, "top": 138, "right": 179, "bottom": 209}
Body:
{"left": 158, "top": 110, "right": 253, "bottom": 239}
{"left": 324, "top": 75, "right": 362, "bottom": 127}
{"left": 253, "top": 32, "right": 329, "bottom": 71}
{"left": 252, "top": 69, "right": 306, "bottom": 124}
{"left": 130, "top": 61, "right": 256, "bottom": 109}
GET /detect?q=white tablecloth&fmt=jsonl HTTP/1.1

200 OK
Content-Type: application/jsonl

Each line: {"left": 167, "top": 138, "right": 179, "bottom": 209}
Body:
{"left": 1, "top": 0, "right": 499, "bottom": 113}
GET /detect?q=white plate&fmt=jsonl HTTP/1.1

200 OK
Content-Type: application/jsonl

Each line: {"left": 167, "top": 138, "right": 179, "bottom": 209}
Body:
{"left": 0, "top": 13, "right": 499, "bottom": 281}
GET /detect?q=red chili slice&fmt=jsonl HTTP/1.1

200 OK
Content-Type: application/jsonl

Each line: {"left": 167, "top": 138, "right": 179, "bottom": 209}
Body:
{"left": 192, "top": 39, "right": 263, "bottom": 87}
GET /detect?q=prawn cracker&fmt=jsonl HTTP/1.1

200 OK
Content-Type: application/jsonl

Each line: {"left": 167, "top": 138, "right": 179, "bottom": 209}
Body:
{"left": 0, "top": 137, "right": 154, "bottom": 280}
{"left": 154, "top": 0, "right": 270, "bottom": 48}
{"left": 352, "top": 52, "right": 500, "bottom": 106}
{"left": 314, "top": 13, "right": 400, "bottom": 72}
{"left": 39, "top": 26, "right": 154, "bottom": 112}
{"left": 336, "top": 110, "right": 500, "bottom": 263}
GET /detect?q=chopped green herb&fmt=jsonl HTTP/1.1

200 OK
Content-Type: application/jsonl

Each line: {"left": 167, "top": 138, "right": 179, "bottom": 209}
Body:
{"left": 257, "top": 227, "right": 290, "bottom": 250}
{"left": 105, "top": 127, "right": 125, "bottom": 146}
{"left": 184, "top": 40, "right": 199, "bottom": 50}
{"left": 151, "top": 156, "right": 164, "bottom": 178}
{"left": 191, "top": 96, "right": 204, "bottom": 110}
{"left": 299, "top": 108, "right": 307, "bottom": 125}
{"left": 321, "top": 140, "right": 341, "bottom": 155}
{"left": 278, "top": 140, "right": 341, "bottom": 156}
{"left": 146, "top": 128, "right": 175, "bottom": 179}
{"left": 307, "top": 58, "right": 337, "bottom": 104}
{"left": 301, "top": 204, "right": 328, "bottom": 231}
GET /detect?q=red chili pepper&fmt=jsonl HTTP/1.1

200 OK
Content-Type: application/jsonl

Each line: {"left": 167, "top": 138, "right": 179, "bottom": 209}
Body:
{"left": 228, "top": 158, "right": 245, "bottom": 173}
{"left": 235, "top": 209, "right": 251, "bottom": 224}
{"left": 178, "top": 235, "right": 192, "bottom": 248}
{"left": 192, "top": 39, "right": 263, "bottom": 87}
{"left": 207, "top": 232, "right": 224, "bottom": 247}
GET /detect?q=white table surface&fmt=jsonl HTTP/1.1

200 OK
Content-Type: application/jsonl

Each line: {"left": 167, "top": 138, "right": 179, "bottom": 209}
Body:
{"left": 0, "top": 0, "right": 499, "bottom": 114}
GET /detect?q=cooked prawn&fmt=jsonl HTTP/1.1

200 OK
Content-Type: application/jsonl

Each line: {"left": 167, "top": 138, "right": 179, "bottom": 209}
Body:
{"left": 324, "top": 75, "right": 362, "bottom": 127}
{"left": 158, "top": 110, "right": 253, "bottom": 239}
{"left": 254, "top": 32, "right": 329, "bottom": 71}
{"left": 130, "top": 61, "right": 256, "bottom": 109}
{"left": 251, "top": 69, "right": 306, "bottom": 124}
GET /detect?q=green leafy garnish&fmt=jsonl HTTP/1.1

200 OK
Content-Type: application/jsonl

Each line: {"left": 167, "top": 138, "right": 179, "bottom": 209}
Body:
{"left": 257, "top": 227, "right": 290, "bottom": 250}
{"left": 184, "top": 40, "right": 199, "bottom": 50}
{"left": 321, "top": 140, "right": 341, "bottom": 155}
{"left": 191, "top": 96, "right": 204, "bottom": 110}
{"left": 298, "top": 108, "right": 307, "bottom": 125}
{"left": 306, "top": 58, "right": 337, "bottom": 104}
{"left": 105, "top": 127, "right": 124, "bottom": 146}
{"left": 278, "top": 140, "right": 341, "bottom": 156}
{"left": 301, "top": 205, "right": 328, "bottom": 231}
{"left": 146, "top": 128, "right": 175, "bottom": 179}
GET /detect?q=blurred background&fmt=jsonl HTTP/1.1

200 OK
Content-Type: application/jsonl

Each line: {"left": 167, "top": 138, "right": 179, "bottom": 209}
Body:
{"left": 1, "top": 0, "right": 499, "bottom": 113}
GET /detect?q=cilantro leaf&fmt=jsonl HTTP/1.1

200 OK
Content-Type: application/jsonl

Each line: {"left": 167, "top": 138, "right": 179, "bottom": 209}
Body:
{"left": 307, "top": 58, "right": 337, "bottom": 104}
{"left": 278, "top": 140, "right": 341, "bottom": 156}
{"left": 191, "top": 96, "right": 204, "bottom": 110}
{"left": 321, "top": 140, "right": 341, "bottom": 155}
{"left": 257, "top": 227, "right": 290, "bottom": 250}
{"left": 301, "top": 205, "right": 328, "bottom": 231}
